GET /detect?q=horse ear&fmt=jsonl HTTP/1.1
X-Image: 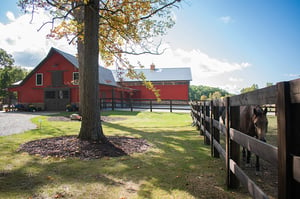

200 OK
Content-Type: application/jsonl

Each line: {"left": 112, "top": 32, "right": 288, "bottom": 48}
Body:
{"left": 253, "top": 108, "right": 258, "bottom": 116}
{"left": 263, "top": 107, "right": 268, "bottom": 115}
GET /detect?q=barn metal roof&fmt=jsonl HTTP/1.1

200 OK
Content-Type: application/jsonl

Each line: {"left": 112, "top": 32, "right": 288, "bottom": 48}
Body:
{"left": 53, "top": 48, "right": 117, "bottom": 87}
{"left": 11, "top": 48, "right": 117, "bottom": 87}
{"left": 112, "top": 67, "right": 192, "bottom": 82}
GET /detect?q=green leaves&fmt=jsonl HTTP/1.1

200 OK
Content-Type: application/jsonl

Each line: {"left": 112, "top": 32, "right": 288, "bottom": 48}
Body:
{"left": 0, "top": 48, "right": 14, "bottom": 68}
{"left": 0, "top": 48, "right": 28, "bottom": 100}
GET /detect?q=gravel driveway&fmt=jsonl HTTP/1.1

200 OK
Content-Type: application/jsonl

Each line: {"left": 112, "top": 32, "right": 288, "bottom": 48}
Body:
{"left": 0, "top": 111, "right": 53, "bottom": 136}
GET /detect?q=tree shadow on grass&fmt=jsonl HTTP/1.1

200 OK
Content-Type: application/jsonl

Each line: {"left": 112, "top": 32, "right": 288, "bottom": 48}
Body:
{"left": 101, "top": 122, "right": 247, "bottom": 199}
{"left": 0, "top": 157, "right": 134, "bottom": 198}
{"left": 0, "top": 116, "right": 249, "bottom": 199}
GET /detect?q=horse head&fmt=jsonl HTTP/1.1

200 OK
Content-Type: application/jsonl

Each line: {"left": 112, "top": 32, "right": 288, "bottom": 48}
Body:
{"left": 252, "top": 106, "right": 268, "bottom": 142}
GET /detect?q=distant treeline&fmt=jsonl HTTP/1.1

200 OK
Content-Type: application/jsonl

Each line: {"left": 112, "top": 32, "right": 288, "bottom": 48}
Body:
{"left": 189, "top": 85, "right": 231, "bottom": 101}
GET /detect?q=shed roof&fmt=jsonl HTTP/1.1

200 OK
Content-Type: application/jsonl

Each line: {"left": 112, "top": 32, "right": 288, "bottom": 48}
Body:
{"left": 112, "top": 67, "right": 192, "bottom": 82}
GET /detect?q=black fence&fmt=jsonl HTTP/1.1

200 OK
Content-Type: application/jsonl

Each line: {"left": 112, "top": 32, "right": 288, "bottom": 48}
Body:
{"left": 100, "top": 98, "right": 190, "bottom": 112}
{"left": 190, "top": 78, "right": 300, "bottom": 199}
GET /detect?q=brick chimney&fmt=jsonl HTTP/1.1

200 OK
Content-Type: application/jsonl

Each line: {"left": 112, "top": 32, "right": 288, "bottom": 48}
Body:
{"left": 150, "top": 63, "right": 155, "bottom": 70}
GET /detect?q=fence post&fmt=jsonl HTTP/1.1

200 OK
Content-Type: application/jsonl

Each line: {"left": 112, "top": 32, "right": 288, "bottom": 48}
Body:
{"left": 199, "top": 102, "right": 204, "bottom": 135}
{"left": 204, "top": 101, "right": 210, "bottom": 145}
{"left": 225, "top": 97, "right": 230, "bottom": 187}
{"left": 211, "top": 100, "right": 220, "bottom": 158}
{"left": 112, "top": 98, "right": 115, "bottom": 111}
{"left": 150, "top": 100, "right": 153, "bottom": 112}
{"left": 130, "top": 99, "right": 133, "bottom": 112}
{"left": 277, "top": 81, "right": 300, "bottom": 199}
{"left": 170, "top": 100, "right": 173, "bottom": 113}
{"left": 197, "top": 102, "right": 201, "bottom": 132}
{"left": 226, "top": 97, "right": 240, "bottom": 189}
{"left": 210, "top": 101, "right": 214, "bottom": 157}
{"left": 277, "top": 82, "right": 290, "bottom": 199}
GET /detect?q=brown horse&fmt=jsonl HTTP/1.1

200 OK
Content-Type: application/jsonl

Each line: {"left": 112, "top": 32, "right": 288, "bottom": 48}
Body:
{"left": 240, "top": 105, "right": 268, "bottom": 171}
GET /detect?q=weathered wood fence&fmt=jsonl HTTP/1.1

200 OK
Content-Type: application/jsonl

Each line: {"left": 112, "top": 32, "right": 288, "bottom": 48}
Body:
{"left": 190, "top": 78, "right": 300, "bottom": 199}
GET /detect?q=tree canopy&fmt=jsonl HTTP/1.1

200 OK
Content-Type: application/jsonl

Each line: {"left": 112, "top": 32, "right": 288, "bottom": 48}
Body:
{"left": 240, "top": 84, "right": 259, "bottom": 94}
{"left": 189, "top": 85, "right": 231, "bottom": 101}
{"left": 18, "top": 0, "right": 181, "bottom": 142}
{"left": 19, "top": 0, "right": 179, "bottom": 67}
{"left": 0, "top": 48, "right": 28, "bottom": 103}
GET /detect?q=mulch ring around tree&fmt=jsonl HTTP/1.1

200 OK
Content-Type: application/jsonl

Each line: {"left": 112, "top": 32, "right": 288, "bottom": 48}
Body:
{"left": 18, "top": 136, "right": 151, "bottom": 160}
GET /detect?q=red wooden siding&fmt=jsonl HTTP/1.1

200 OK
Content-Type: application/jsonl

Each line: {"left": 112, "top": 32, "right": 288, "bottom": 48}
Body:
{"left": 10, "top": 52, "right": 78, "bottom": 104}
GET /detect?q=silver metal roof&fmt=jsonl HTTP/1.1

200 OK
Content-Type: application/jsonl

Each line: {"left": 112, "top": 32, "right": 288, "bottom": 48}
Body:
{"left": 53, "top": 48, "right": 117, "bottom": 87}
{"left": 113, "top": 67, "right": 192, "bottom": 82}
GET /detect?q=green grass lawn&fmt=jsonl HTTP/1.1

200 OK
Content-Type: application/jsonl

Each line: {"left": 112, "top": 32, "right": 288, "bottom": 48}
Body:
{"left": 0, "top": 111, "right": 251, "bottom": 199}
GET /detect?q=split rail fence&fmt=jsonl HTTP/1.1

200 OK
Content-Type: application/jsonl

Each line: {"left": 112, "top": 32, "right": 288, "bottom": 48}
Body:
{"left": 190, "top": 78, "right": 300, "bottom": 199}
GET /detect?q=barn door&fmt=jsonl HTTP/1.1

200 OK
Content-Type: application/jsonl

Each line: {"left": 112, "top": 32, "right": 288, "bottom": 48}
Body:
{"left": 44, "top": 88, "right": 70, "bottom": 111}
{"left": 51, "top": 71, "right": 63, "bottom": 87}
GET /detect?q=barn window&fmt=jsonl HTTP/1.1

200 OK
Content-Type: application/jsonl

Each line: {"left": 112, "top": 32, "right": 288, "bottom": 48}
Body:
{"left": 36, "top": 73, "right": 43, "bottom": 86}
{"left": 63, "top": 90, "right": 69, "bottom": 99}
{"left": 73, "top": 72, "right": 79, "bottom": 85}
{"left": 45, "top": 91, "right": 55, "bottom": 99}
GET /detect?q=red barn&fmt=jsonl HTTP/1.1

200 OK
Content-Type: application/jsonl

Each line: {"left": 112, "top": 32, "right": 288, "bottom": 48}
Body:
{"left": 113, "top": 64, "right": 192, "bottom": 100}
{"left": 9, "top": 47, "right": 117, "bottom": 111}
{"left": 8, "top": 48, "right": 191, "bottom": 111}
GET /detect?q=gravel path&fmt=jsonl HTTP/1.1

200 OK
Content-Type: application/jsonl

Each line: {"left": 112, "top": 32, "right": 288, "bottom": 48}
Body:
{"left": 0, "top": 111, "right": 53, "bottom": 136}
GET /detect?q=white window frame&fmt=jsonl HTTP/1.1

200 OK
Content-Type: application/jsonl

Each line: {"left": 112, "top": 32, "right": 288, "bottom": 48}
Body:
{"left": 73, "top": 72, "right": 79, "bottom": 85}
{"left": 36, "top": 73, "right": 43, "bottom": 86}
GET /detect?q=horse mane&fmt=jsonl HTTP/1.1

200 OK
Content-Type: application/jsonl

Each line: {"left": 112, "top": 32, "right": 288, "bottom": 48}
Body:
{"left": 254, "top": 105, "right": 265, "bottom": 116}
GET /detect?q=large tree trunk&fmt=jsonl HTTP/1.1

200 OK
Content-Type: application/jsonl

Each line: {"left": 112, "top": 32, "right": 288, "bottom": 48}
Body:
{"left": 78, "top": 0, "right": 108, "bottom": 143}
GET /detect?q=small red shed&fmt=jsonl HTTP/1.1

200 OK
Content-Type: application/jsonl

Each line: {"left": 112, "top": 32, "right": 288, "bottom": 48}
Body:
{"left": 9, "top": 47, "right": 118, "bottom": 111}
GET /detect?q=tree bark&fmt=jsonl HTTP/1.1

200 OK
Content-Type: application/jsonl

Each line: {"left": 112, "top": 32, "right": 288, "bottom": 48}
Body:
{"left": 78, "top": 0, "right": 108, "bottom": 143}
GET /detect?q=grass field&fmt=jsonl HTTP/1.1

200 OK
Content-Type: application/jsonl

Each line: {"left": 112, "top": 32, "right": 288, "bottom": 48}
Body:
{"left": 0, "top": 111, "right": 251, "bottom": 199}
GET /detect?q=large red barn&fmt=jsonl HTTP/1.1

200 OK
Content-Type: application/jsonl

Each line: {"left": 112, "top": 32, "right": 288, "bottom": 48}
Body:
{"left": 113, "top": 64, "right": 192, "bottom": 100}
{"left": 8, "top": 48, "right": 191, "bottom": 111}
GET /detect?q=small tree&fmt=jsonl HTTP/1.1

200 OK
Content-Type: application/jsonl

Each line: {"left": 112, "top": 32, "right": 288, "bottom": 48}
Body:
{"left": 19, "top": 0, "right": 180, "bottom": 142}
{"left": 0, "top": 48, "right": 28, "bottom": 104}
{"left": 200, "top": 95, "right": 207, "bottom": 101}
{"left": 240, "top": 84, "right": 259, "bottom": 94}
{"left": 211, "top": 91, "right": 222, "bottom": 99}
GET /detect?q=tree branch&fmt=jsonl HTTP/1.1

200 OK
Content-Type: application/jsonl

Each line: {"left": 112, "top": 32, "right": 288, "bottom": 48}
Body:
{"left": 140, "top": 0, "right": 180, "bottom": 20}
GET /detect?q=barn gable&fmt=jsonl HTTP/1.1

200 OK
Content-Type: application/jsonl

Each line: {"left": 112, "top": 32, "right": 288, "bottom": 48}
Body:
{"left": 8, "top": 47, "right": 118, "bottom": 110}
{"left": 11, "top": 47, "right": 117, "bottom": 87}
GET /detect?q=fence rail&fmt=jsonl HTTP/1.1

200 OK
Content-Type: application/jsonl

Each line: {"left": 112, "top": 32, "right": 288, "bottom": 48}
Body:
{"left": 190, "top": 78, "right": 300, "bottom": 199}
{"left": 100, "top": 98, "right": 190, "bottom": 112}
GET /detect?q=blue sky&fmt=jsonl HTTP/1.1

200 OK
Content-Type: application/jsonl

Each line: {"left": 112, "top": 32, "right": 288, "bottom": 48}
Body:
{"left": 0, "top": 0, "right": 299, "bottom": 94}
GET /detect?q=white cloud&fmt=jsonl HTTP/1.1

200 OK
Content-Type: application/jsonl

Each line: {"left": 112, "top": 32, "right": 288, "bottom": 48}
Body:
{"left": 6, "top": 11, "right": 15, "bottom": 21}
{"left": 219, "top": 16, "right": 233, "bottom": 24}
{"left": 124, "top": 45, "right": 250, "bottom": 78}
{"left": 0, "top": 11, "right": 75, "bottom": 67}
{"left": 284, "top": 73, "right": 300, "bottom": 77}
{"left": 123, "top": 45, "right": 251, "bottom": 93}
{"left": 229, "top": 77, "right": 243, "bottom": 82}
{"left": 0, "top": 11, "right": 250, "bottom": 94}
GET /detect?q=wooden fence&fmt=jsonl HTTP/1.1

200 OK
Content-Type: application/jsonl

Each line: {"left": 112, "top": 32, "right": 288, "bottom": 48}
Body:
{"left": 190, "top": 78, "right": 300, "bottom": 199}
{"left": 100, "top": 98, "right": 190, "bottom": 112}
